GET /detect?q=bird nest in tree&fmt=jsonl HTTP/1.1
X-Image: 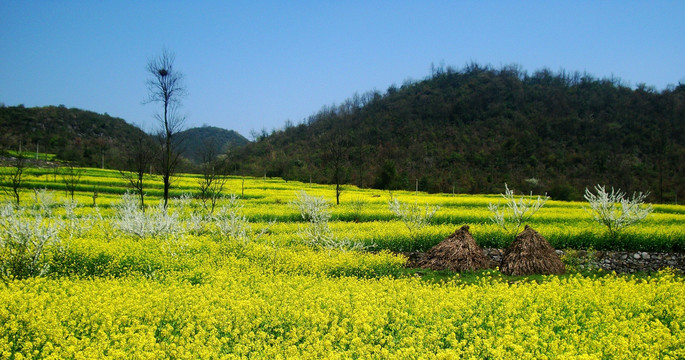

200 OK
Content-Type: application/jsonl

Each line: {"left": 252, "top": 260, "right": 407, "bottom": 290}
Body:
{"left": 417, "top": 225, "right": 492, "bottom": 272}
{"left": 500, "top": 225, "right": 565, "bottom": 276}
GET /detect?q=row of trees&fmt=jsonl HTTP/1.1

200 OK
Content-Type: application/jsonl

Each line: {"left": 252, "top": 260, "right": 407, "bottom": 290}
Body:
{"left": 0, "top": 154, "right": 83, "bottom": 206}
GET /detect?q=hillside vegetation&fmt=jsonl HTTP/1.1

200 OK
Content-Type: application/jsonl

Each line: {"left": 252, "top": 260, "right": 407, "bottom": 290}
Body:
{"left": 232, "top": 64, "right": 685, "bottom": 202}
{"left": 178, "top": 126, "right": 249, "bottom": 164}
{"left": 0, "top": 105, "right": 156, "bottom": 169}
{"left": 0, "top": 105, "right": 248, "bottom": 169}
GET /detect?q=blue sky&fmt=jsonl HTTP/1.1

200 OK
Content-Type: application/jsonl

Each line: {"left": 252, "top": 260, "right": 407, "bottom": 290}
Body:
{"left": 1, "top": 1, "right": 684, "bottom": 138}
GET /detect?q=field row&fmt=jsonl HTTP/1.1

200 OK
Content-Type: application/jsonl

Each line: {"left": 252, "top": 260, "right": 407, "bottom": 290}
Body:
{"left": 3, "top": 186, "right": 684, "bottom": 252}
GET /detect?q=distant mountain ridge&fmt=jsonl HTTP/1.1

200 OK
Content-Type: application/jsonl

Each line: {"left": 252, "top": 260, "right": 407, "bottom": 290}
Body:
{"left": 178, "top": 126, "right": 249, "bottom": 164}
{"left": 231, "top": 64, "right": 685, "bottom": 202}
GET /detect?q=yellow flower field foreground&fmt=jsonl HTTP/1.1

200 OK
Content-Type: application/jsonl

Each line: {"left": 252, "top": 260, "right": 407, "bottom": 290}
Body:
{"left": 2, "top": 168, "right": 685, "bottom": 358}
{"left": 1, "top": 266, "right": 683, "bottom": 360}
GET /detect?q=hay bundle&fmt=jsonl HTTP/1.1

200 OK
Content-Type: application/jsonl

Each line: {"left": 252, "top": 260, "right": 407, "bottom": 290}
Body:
{"left": 418, "top": 225, "right": 491, "bottom": 272}
{"left": 500, "top": 225, "right": 565, "bottom": 276}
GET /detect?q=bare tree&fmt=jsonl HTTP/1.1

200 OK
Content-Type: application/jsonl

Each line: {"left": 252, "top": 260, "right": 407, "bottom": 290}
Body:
{"left": 1, "top": 154, "right": 27, "bottom": 206}
{"left": 197, "top": 137, "right": 228, "bottom": 214}
{"left": 145, "top": 49, "right": 186, "bottom": 208}
{"left": 325, "top": 134, "right": 350, "bottom": 205}
{"left": 120, "top": 130, "right": 153, "bottom": 211}
{"left": 60, "top": 164, "right": 82, "bottom": 200}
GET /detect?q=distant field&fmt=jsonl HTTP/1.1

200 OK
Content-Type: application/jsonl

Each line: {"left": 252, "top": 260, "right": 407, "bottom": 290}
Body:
{"left": 1, "top": 167, "right": 683, "bottom": 359}
{"left": 3, "top": 150, "right": 57, "bottom": 161}
{"left": 7, "top": 166, "right": 684, "bottom": 252}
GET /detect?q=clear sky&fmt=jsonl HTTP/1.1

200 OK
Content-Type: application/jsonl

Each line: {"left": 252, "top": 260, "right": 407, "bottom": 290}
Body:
{"left": 1, "top": 1, "right": 684, "bottom": 138}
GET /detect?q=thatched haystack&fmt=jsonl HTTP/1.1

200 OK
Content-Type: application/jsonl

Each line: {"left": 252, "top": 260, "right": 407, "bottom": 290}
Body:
{"left": 500, "top": 225, "right": 565, "bottom": 276}
{"left": 417, "top": 225, "right": 492, "bottom": 272}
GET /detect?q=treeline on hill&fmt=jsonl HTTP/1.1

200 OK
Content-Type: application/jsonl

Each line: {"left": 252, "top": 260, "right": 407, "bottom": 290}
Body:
{"left": 178, "top": 126, "right": 249, "bottom": 164}
{"left": 0, "top": 105, "right": 158, "bottom": 170}
{"left": 230, "top": 64, "right": 685, "bottom": 202}
{"left": 0, "top": 105, "right": 249, "bottom": 172}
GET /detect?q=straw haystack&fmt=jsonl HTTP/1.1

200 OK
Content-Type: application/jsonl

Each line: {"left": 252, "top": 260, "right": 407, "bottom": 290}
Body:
{"left": 418, "top": 225, "right": 492, "bottom": 272}
{"left": 500, "top": 225, "right": 565, "bottom": 276}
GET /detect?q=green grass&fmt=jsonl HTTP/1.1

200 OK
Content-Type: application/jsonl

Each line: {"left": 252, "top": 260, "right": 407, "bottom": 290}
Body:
{"left": 5, "top": 150, "right": 57, "bottom": 160}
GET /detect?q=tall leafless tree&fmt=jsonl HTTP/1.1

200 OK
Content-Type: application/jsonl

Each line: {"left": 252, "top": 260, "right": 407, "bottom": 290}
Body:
{"left": 325, "top": 134, "right": 350, "bottom": 205}
{"left": 60, "top": 163, "right": 82, "bottom": 201}
{"left": 145, "top": 49, "right": 186, "bottom": 208}
{"left": 120, "top": 130, "right": 153, "bottom": 211}
{"left": 1, "top": 154, "right": 27, "bottom": 206}
{"left": 197, "top": 137, "right": 228, "bottom": 214}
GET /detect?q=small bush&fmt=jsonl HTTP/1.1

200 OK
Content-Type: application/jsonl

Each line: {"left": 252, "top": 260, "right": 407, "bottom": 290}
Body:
{"left": 561, "top": 248, "right": 600, "bottom": 273}
{"left": 584, "top": 185, "right": 653, "bottom": 241}
{"left": 0, "top": 199, "right": 62, "bottom": 281}
{"left": 114, "top": 192, "right": 181, "bottom": 239}
{"left": 214, "top": 195, "right": 271, "bottom": 250}
{"left": 291, "top": 191, "right": 365, "bottom": 251}
{"left": 388, "top": 199, "right": 439, "bottom": 241}
{"left": 488, "top": 183, "right": 548, "bottom": 239}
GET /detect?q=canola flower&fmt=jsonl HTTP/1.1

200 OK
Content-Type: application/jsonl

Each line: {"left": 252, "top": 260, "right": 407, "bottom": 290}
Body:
{"left": 1, "top": 268, "right": 684, "bottom": 359}
{"left": 1, "top": 168, "right": 685, "bottom": 359}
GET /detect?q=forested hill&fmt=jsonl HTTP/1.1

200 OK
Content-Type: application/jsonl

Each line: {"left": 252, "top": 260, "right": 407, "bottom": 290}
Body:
{"left": 178, "top": 126, "right": 249, "bottom": 164}
{"left": 231, "top": 64, "right": 685, "bottom": 202}
{"left": 0, "top": 105, "right": 250, "bottom": 170}
{"left": 0, "top": 105, "right": 157, "bottom": 170}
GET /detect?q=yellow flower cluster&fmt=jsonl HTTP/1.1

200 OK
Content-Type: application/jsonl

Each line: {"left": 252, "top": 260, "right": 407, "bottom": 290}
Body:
{"left": 1, "top": 268, "right": 683, "bottom": 359}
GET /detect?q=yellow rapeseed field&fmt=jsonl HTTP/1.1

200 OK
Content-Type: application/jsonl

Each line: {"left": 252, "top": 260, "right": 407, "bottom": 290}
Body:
{"left": 2, "top": 268, "right": 684, "bottom": 359}
{"left": 1, "top": 168, "right": 684, "bottom": 358}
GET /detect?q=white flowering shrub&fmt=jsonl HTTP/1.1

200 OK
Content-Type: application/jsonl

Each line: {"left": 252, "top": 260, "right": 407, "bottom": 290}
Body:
{"left": 187, "top": 210, "right": 213, "bottom": 235}
{"left": 584, "top": 185, "right": 653, "bottom": 240}
{"left": 62, "top": 199, "right": 99, "bottom": 240}
{"left": 291, "top": 191, "right": 365, "bottom": 251}
{"left": 291, "top": 191, "right": 331, "bottom": 223}
{"left": 389, "top": 199, "right": 439, "bottom": 241}
{"left": 0, "top": 197, "right": 62, "bottom": 281}
{"left": 177, "top": 193, "right": 213, "bottom": 235}
{"left": 114, "top": 192, "right": 182, "bottom": 239}
{"left": 214, "top": 195, "right": 271, "bottom": 250}
{"left": 488, "top": 183, "right": 548, "bottom": 238}
{"left": 32, "top": 188, "right": 56, "bottom": 214}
